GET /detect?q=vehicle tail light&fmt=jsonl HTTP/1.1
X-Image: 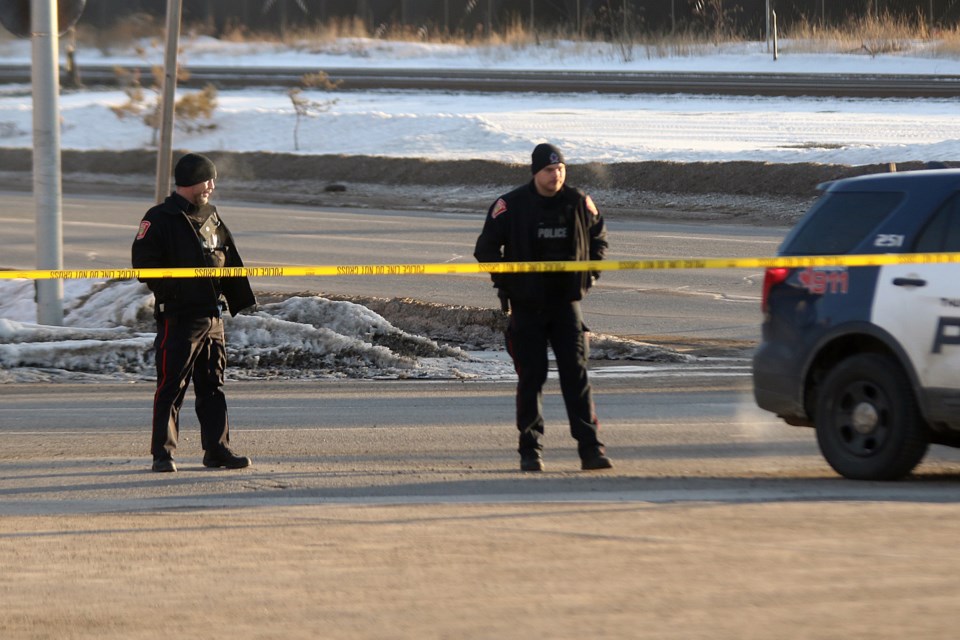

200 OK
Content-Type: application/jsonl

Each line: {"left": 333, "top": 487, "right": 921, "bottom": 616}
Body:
{"left": 761, "top": 267, "right": 790, "bottom": 313}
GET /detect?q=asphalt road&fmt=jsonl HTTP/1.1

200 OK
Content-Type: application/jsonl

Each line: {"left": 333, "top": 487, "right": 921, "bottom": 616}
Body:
{"left": 2, "top": 190, "right": 784, "bottom": 341}
{"left": 4, "top": 64, "right": 960, "bottom": 97}
{"left": 4, "top": 377, "right": 960, "bottom": 639}
{"left": 4, "top": 376, "right": 960, "bottom": 516}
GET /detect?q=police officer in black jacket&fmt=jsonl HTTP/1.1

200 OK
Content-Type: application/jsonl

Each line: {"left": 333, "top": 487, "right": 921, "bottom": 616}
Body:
{"left": 475, "top": 143, "right": 612, "bottom": 472}
{"left": 132, "top": 153, "right": 256, "bottom": 473}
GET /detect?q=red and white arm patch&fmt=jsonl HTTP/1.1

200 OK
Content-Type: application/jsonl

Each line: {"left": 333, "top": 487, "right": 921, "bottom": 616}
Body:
{"left": 136, "top": 220, "right": 151, "bottom": 240}
{"left": 491, "top": 198, "right": 508, "bottom": 219}
{"left": 585, "top": 195, "right": 599, "bottom": 216}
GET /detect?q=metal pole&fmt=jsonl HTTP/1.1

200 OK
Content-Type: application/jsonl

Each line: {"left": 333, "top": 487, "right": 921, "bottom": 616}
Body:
{"left": 155, "top": 0, "right": 182, "bottom": 203}
{"left": 772, "top": 10, "right": 778, "bottom": 61}
{"left": 31, "top": 0, "right": 64, "bottom": 325}
{"left": 765, "top": 0, "right": 770, "bottom": 51}
{"left": 671, "top": 0, "right": 675, "bottom": 34}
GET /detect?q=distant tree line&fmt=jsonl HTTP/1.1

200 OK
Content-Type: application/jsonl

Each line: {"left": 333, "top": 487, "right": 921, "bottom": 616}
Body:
{"left": 82, "top": 1, "right": 960, "bottom": 40}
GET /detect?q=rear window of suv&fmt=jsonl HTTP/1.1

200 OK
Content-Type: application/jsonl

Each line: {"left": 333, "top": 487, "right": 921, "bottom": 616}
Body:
{"left": 782, "top": 191, "right": 904, "bottom": 255}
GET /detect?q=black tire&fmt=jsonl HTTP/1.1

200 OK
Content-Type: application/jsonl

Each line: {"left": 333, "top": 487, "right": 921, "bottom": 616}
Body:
{"left": 814, "top": 353, "right": 929, "bottom": 480}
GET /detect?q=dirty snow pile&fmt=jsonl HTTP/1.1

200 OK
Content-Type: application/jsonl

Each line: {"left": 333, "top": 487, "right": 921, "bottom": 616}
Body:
{"left": 0, "top": 279, "right": 691, "bottom": 383}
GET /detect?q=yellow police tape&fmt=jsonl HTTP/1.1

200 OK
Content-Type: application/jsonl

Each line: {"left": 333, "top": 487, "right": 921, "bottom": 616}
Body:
{"left": 3, "top": 252, "right": 960, "bottom": 281}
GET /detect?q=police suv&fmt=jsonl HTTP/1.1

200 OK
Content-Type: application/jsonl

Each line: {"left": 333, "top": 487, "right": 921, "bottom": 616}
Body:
{"left": 753, "top": 168, "right": 960, "bottom": 480}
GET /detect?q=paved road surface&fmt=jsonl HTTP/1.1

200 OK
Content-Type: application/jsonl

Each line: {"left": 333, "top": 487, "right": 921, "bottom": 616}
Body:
{"left": 4, "top": 376, "right": 960, "bottom": 514}
{"left": 2, "top": 377, "right": 960, "bottom": 638}
{"left": 4, "top": 64, "right": 960, "bottom": 97}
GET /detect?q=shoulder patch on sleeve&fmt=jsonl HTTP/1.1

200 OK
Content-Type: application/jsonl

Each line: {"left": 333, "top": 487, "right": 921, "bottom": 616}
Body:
{"left": 136, "top": 220, "right": 151, "bottom": 240}
{"left": 585, "top": 195, "right": 599, "bottom": 216}
{"left": 491, "top": 198, "right": 508, "bottom": 219}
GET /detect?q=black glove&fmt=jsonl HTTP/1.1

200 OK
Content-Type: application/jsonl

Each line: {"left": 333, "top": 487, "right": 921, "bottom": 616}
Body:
{"left": 495, "top": 290, "right": 511, "bottom": 333}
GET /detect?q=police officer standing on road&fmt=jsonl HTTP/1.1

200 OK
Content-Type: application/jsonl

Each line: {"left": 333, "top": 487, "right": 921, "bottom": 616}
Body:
{"left": 132, "top": 152, "right": 257, "bottom": 473}
{"left": 474, "top": 143, "right": 612, "bottom": 472}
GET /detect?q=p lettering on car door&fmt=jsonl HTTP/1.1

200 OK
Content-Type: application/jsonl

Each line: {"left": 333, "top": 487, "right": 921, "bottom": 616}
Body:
{"left": 932, "top": 316, "right": 960, "bottom": 353}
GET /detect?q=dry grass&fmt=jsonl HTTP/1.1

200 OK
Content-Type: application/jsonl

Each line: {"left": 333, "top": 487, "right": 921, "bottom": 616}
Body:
{"left": 777, "top": 12, "right": 960, "bottom": 56}
{"left": 50, "top": 11, "right": 960, "bottom": 61}
{"left": 75, "top": 13, "right": 162, "bottom": 55}
{"left": 929, "top": 27, "right": 960, "bottom": 56}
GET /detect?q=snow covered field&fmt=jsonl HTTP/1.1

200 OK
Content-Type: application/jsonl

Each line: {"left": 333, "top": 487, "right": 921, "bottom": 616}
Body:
{"left": 4, "top": 37, "right": 960, "bottom": 165}
{"left": 2, "top": 36, "right": 958, "bottom": 381}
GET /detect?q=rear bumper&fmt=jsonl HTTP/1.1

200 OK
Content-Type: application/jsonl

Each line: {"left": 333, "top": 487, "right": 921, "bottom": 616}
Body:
{"left": 752, "top": 341, "right": 810, "bottom": 426}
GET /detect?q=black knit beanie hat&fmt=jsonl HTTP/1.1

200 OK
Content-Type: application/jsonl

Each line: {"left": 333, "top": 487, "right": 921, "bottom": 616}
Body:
{"left": 174, "top": 153, "right": 217, "bottom": 186}
{"left": 530, "top": 143, "right": 564, "bottom": 174}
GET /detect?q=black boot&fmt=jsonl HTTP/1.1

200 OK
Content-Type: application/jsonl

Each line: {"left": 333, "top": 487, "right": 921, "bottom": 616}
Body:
{"left": 580, "top": 450, "right": 613, "bottom": 471}
{"left": 520, "top": 452, "right": 544, "bottom": 472}
{"left": 151, "top": 457, "right": 177, "bottom": 473}
{"left": 203, "top": 447, "right": 251, "bottom": 469}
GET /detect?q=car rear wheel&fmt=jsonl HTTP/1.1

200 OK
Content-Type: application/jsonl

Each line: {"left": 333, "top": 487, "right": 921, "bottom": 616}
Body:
{"left": 815, "top": 353, "right": 929, "bottom": 480}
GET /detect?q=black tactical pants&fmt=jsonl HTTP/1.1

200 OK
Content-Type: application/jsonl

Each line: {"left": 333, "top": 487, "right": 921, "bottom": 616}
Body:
{"left": 505, "top": 300, "right": 604, "bottom": 459}
{"left": 151, "top": 315, "right": 230, "bottom": 460}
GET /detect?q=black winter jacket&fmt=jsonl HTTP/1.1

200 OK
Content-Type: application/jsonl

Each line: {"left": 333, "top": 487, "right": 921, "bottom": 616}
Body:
{"left": 474, "top": 182, "right": 608, "bottom": 307}
{"left": 131, "top": 193, "right": 256, "bottom": 318}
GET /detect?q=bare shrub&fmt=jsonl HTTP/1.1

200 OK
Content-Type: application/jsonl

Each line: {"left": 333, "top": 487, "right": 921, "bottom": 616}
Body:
{"left": 109, "top": 46, "right": 217, "bottom": 146}
{"left": 690, "top": 0, "right": 742, "bottom": 44}
{"left": 288, "top": 71, "right": 341, "bottom": 151}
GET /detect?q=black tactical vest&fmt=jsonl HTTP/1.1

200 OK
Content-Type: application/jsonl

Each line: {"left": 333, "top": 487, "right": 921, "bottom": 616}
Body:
{"left": 535, "top": 199, "right": 576, "bottom": 261}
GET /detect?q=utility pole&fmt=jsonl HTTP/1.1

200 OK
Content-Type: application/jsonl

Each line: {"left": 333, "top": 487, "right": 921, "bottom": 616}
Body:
{"left": 155, "top": 0, "right": 182, "bottom": 204}
{"left": 32, "top": 0, "right": 64, "bottom": 325}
